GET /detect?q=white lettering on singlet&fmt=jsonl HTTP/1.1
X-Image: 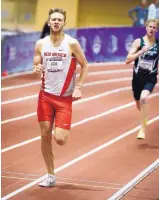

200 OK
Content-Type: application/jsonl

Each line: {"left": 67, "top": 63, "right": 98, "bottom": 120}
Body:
{"left": 148, "top": 51, "right": 157, "bottom": 56}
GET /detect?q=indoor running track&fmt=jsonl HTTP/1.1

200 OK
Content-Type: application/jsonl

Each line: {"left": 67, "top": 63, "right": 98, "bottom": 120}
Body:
{"left": 1, "top": 63, "right": 159, "bottom": 200}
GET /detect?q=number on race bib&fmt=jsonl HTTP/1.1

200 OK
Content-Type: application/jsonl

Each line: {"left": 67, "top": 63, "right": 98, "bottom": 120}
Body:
{"left": 46, "top": 60, "right": 63, "bottom": 72}
{"left": 139, "top": 59, "right": 153, "bottom": 70}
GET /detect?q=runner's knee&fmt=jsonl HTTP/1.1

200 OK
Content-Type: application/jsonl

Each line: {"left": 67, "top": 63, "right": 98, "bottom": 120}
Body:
{"left": 140, "top": 96, "right": 147, "bottom": 105}
{"left": 54, "top": 128, "right": 69, "bottom": 146}
{"left": 41, "top": 133, "right": 52, "bottom": 140}
{"left": 140, "top": 90, "right": 150, "bottom": 105}
{"left": 55, "top": 138, "right": 66, "bottom": 146}
{"left": 55, "top": 133, "right": 68, "bottom": 146}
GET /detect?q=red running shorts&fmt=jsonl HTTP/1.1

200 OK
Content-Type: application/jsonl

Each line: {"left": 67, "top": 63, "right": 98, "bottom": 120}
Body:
{"left": 37, "top": 90, "right": 72, "bottom": 130}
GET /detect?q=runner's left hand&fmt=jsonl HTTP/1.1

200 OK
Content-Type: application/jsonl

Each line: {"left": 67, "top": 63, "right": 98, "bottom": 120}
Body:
{"left": 72, "top": 86, "right": 82, "bottom": 100}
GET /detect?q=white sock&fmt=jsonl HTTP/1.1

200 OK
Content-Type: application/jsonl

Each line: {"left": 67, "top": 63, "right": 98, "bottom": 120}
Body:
{"left": 140, "top": 103, "right": 147, "bottom": 132}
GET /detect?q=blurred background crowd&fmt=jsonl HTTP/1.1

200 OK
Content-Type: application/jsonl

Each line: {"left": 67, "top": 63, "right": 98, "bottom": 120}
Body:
{"left": 2, "top": 0, "right": 159, "bottom": 35}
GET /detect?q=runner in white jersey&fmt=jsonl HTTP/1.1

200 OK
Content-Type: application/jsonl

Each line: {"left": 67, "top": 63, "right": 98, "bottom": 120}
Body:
{"left": 34, "top": 8, "right": 88, "bottom": 187}
{"left": 41, "top": 34, "right": 77, "bottom": 96}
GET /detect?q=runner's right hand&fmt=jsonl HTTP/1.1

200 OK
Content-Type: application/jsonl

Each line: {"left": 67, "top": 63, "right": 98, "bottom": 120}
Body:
{"left": 34, "top": 64, "right": 43, "bottom": 73}
{"left": 141, "top": 45, "right": 150, "bottom": 53}
{"left": 138, "top": 45, "right": 150, "bottom": 56}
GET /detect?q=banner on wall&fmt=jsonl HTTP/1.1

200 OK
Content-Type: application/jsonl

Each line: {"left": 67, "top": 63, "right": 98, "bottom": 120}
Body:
{"left": 64, "top": 28, "right": 77, "bottom": 38}
{"left": 1, "top": 30, "right": 77, "bottom": 75}
{"left": 77, "top": 27, "right": 159, "bottom": 63}
{"left": 1, "top": 32, "right": 41, "bottom": 74}
{"left": 1, "top": 27, "right": 159, "bottom": 75}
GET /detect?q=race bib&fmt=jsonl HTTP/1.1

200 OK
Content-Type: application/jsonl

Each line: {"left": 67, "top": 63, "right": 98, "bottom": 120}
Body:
{"left": 139, "top": 59, "right": 153, "bottom": 70}
{"left": 46, "top": 57, "right": 63, "bottom": 72}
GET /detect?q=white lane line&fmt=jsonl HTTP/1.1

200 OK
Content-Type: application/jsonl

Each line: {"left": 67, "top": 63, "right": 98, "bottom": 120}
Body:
{"left": 83, "top": 77, "right": 131, "bottom": 86}
{"left": 85, "top": 69, "right": 131, "bottom": 76}
{"left": 1, "top": 62, "right": 126, "bottom": 80}
{"left": 2, "top": 176, "right": 35, "bottom": 181}
{"left": 1, "top": 81, "right": 41, "bottom": 91}
{"left": 1, "top": 176, "right": 121, "bottom": 190}
{"left": 1, "top": 112, "right": 37, "bottom": 125}
{"left": 1, "top": 71, "right": 34, "bottom": 80}
{"left": 108, "top": 159, "right": 159, "bottom": 200}
{"left": 2, "top": 85, "right": 159, "bottom": 124}
{"left": 2, "top": 115, "right": 159, "bottom": 200}
{"left": 54, "top": 182, "right": 121, "bottom": 190}
{"left": 1, "top": 102, "right": 133, "bottom": 153}
{"left": 1, "top": 171, "right": 124, "bottom": 186}
{"left": 1, "top": 171, "right": 40, "bottom": 177}
{"left": 1, "top": 86, "right": 132, "bottom": 124}
{"left": 1, "top": 71, "right": 131, "bottom": 91}
{"left": 85, "top": 62, "right": 126, "bottom": 66}
{"left": 1, "top": 77, "right": 132, "bottom": 105}
{"left": 1, "top": 92, "right": 159, "bottom": 153}
{"left": 74, "top": 86, "right": 131, "bottom": 105}
{"left": 53, "top": 177, "right": 124, "bottom": 186}
{"left": 1, "top": 176, "right": 121, "bottom": 188}
{"left": 2, "top": 78, "right": 159, "bottom": 105}
{"left": 1, "top": 95, "right": 38, "bottom": 105}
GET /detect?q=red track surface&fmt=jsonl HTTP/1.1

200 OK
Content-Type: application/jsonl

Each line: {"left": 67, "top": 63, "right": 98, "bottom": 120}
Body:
{"left": 1, "top": 63, "right": 159, "bottom": 200}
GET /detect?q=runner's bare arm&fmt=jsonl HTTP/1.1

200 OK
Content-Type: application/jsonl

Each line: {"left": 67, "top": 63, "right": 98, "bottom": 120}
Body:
{"left": 125, "top": 38, "right": 151, "bottom": 64}
{"left": 70, "top": 40, "right": 88, "bottom": 88}
{"left": 125, "top": 39, "right": 141, "bottom": 64}
{"left": 33, "top": 40, "right": 43, "bottom": 73}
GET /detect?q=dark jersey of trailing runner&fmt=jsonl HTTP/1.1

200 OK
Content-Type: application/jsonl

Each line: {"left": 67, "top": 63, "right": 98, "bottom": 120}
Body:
{"left": 133, "top": 37, "right": 159, "bottom": 77}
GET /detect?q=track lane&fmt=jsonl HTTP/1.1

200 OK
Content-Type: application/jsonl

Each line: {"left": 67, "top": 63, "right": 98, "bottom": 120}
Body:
{"left": 2, "top": 86, "right": 159, "bottom": 149}
{"left": 1, "top": 63, "right": 158, "bottom": 200}
{"left": 121, "top": 167, "right": 159, "bottom": 200}
{"left": 2, "top": 98, "right": 159, "bottom": 197}
{"left": 1, "top": 64, "right": 131, "bottom": 88}
{"left": 1, "top": 72, "right": 132, "bottom": 102}
{"left": 2, "top": 116, "right": 159, "bottom": 199}
{"left": 1, "top": 80, "right": 132, "bottom": 121}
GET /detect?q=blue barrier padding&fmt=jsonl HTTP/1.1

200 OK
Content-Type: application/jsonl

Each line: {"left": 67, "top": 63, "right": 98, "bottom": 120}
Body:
{"left": 1, "top": 28, "right": 159, "bottom": 74}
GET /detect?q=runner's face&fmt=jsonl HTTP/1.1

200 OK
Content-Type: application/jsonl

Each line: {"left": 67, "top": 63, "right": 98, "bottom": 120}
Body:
{"left": 48, "top": 12, "right": 65, "bottom": 33}
{"left": 146, "top": 22, "right": 158, "bottom": 37}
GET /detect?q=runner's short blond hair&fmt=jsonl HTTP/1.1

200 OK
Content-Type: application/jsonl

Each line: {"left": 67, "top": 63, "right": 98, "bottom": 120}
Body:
{"left": 48, "top": 8, "right": 67, "bottom": 22}
{"left": 145, "top": 19, "right": 159, "bottom": 28}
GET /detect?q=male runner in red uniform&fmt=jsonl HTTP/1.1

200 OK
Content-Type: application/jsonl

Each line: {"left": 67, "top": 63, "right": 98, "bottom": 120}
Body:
{"left": 34, "top": 8, "right": 88, "bottom": 187}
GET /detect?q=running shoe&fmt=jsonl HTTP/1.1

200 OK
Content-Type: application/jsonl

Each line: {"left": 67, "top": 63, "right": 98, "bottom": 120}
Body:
{"left": 137, "top": 129, "right": 145, "bottom": 139}
{"left": 39, "top": 174, "right": 56, "bottom": 187}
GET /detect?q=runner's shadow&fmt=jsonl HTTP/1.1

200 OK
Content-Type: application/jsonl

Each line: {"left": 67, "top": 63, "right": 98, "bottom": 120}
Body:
{"left": 138, "top": 143, "right": 159, "bottom": 149}
{"left": 27, "top": 185, "right": 100, "bottom": 200}
{"left": 54, "top": 183, "right": 103, "bottom": 191}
